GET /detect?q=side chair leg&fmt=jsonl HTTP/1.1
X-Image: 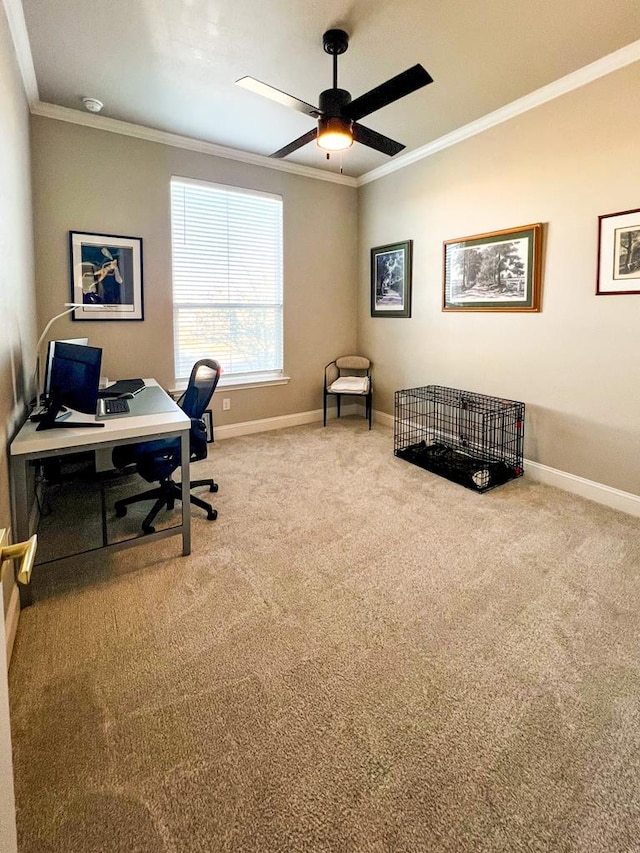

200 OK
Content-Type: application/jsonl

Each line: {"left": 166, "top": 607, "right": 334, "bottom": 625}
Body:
{"left": 323, "top": 393, "right": 327, "bottom": 426}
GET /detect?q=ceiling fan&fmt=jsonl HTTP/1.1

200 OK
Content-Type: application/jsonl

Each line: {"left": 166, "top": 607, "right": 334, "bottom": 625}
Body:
{"left": 236, "top": 28, "right": 433, "bottom": 160}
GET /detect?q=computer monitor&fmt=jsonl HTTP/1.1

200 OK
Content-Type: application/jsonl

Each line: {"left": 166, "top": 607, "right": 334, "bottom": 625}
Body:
{"left": 43, "top": 337, "right": 89, "bottom": 400}
{"left": 48, "top": 342, "right": 103, "bottom": 415}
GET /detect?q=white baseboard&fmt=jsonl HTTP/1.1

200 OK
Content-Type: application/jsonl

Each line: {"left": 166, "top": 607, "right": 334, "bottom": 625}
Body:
{"left": 214, "top": 404, "right": 359, "bottom": 440}
{"left": 523, "top": 460, "right": 640, "bottom": 518}
{"left": 217, "top": 406, "right": 640, "bottom": 517}
{"left": 375, "top": 410, "right": 394, "bottom": 428}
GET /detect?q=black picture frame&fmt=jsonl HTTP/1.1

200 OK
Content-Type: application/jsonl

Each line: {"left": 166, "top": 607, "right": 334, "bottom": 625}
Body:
{"left": 596, "top": 207, "right": 640, "bottom": 295}
{"left": 371, "top": 240, "right": 413, "bottom": 318}
{"left": 70, "top": 231, "right": 144, "bottom": 321}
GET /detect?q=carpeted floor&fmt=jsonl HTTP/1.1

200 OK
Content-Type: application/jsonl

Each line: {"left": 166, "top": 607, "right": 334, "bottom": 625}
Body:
{"left": 8, "top": 418, "right": 640, "bottom": 852}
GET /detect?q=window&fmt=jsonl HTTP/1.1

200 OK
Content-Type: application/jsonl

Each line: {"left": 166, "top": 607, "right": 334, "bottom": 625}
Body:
{"left": 170, "top": 177, "right": 283, "bottom": 384}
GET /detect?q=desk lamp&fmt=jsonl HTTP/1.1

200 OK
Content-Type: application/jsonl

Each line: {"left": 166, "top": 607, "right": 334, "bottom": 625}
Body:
{"left": 33, "top": 302, "right": 84, "bottom": 402}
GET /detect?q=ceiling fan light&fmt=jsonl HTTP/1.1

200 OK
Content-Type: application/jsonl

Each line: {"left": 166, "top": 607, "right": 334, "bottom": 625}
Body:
{"left": 317, "top": 117, "right": 353, "bottom": 151}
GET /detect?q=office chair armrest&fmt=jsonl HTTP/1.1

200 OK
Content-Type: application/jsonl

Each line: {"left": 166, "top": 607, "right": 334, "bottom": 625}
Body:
{"left": 190, "top": 418, "right": 208, "bottom": 462}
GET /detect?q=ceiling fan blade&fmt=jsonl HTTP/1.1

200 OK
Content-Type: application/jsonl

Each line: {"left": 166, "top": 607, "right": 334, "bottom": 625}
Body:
{"left": 344, "top": 64, "right": 433, "bottom": 122}
{"left": 270, "top": 128, "right": 318, "bottom": 159}
{"left": 352, "top": 123, "right": 405, "bottom": 156}
{"left": 236, "top": 76, "right": 320, "bottom": 118}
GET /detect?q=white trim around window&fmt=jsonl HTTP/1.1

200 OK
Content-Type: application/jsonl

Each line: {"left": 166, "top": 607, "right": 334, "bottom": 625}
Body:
{"left": 170, "top": 176, "right": 284, "bottom": 385}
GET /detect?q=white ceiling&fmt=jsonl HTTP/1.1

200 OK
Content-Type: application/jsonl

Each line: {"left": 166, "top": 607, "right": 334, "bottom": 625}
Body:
{"left": 17, "top": 0, "right": 640, "bottom": 178}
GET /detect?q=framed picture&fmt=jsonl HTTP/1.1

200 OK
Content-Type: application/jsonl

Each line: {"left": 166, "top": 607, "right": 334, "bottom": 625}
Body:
{"left": 70, "top": 231, "right": 144, "bottom": 321}
{"left": 371, "top": 240, "right": 413, "bottom": 317}
{"left": 443, "top": 223, "right": 543, "bottom": 312}
{"left": 597, "top": 208, "right": 640, "bottom": 295}
{"left": 203, "top": 410, "right": 214, "bottom": 443}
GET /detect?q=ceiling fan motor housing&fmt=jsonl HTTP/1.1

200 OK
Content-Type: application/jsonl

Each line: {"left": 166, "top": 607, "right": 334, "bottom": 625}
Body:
{"left": 319, "top": 87, "right": 352, "bottom": 118}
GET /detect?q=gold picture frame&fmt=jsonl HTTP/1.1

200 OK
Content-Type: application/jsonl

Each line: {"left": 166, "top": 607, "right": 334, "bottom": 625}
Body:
{"left": 443, "top": 223, "right": 543, "bottom": 312}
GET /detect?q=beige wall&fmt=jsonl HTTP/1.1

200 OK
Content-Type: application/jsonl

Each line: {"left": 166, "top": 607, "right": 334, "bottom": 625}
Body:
{"left": 358, "top": 62, "right": 640, "bottom": 495}
{"left": 30, "top": 118, "right": 358, "bottom": 426}
{"left": 25, "top": 61, "right": 640, "bottom": 495}
{"left": 0, "top": 9, "right": 36, "bottom": 608}
{"left": 1, "top": 4, "right": 35, "bottom": 849}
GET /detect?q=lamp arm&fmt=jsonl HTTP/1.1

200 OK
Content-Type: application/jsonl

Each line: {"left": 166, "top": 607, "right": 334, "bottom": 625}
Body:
{"left": 32, "top": 303, "right": 84, "bottom": 400}
{"left": 34, "top": 303, "right": 83, "bottom": 355}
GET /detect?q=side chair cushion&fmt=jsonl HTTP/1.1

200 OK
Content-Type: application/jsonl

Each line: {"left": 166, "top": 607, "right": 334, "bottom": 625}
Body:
{"left": 329, "top": 376, "right": 370, "bottom": 394}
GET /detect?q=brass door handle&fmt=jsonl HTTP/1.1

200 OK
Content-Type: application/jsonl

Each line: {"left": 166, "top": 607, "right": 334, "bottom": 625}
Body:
{"left": 0, "top": 533, "right": 37, "bottom": 585}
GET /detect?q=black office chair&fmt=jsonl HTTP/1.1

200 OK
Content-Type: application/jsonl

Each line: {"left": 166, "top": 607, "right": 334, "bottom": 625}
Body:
{"left": 113, "top": 359, "right": 221, "bottom": 533}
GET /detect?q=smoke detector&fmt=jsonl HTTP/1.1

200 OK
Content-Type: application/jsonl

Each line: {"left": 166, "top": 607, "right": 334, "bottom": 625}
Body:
{"left": 81, "top": 97, "right": 103, "bottom": 113}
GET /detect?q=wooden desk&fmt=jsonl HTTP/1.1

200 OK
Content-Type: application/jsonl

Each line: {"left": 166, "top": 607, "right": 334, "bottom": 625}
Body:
{"left": 9, "top": 380, "right": 191, "bottom": 605}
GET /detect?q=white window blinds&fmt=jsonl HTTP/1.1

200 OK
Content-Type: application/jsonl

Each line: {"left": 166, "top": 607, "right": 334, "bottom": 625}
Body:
{"left": 170, "top": 177, "right": 283, "bottom": 382}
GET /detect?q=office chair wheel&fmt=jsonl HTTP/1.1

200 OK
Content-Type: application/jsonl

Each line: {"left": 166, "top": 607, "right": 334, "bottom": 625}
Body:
{"left": 207, "top": 510, "right": 218, "bottom": 521}
{"left": 142, "top": 524, "right": 155, "bottom": 534}
{"left": 210, "top": 484, "right": 218, "bottom": 493}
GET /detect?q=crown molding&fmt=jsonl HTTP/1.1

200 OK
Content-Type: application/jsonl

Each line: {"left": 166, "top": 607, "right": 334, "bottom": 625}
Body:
{"left": 358, "top": 38, "right": 640, "bottom": 186}
{"left": 2, "top": 0, "right": 38, "bottom": 102}
{"left": 30, "top": 101, "right": 358, "bottom": 187}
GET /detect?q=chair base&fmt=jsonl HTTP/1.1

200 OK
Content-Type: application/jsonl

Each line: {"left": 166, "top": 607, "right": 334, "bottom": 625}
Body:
{"left": 115, "top": 477, "right": 218, "bottom": 534}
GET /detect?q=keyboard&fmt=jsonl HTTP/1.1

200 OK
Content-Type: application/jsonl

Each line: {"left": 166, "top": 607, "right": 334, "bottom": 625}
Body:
{"left": 98, "top": 397, "right": 130, "bottom": 416}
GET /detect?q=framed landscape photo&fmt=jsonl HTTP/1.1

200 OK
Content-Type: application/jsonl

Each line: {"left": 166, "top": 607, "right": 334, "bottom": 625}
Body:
{"left": 70, "top": 231, "right": 144, "bottom": 321}
{"left": 597, "top": 208, "right": 640, "bottom": 295}
{"left": 443, "top": 223, "right": 543, "bottom": 312}
{"left": 371, "top": 240, "right": 413, "bottom": 317}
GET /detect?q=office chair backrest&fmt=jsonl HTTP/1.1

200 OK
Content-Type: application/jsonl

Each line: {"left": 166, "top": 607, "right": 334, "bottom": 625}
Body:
{"left": 178, "top": 359, "right": 222, "bottom": 419}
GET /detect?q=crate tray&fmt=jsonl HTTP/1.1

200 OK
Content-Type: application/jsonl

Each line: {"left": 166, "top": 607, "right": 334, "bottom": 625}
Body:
{"left": 395, "top": 441, "right": 521, "bottom": 493}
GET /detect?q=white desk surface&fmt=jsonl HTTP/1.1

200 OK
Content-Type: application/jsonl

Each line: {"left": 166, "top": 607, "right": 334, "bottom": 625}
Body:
{"left": 11, "top": 379, "right": 190, "bottom": 457}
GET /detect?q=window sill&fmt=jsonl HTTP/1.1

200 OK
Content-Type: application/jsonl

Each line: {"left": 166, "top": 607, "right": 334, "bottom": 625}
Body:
{"left": 170, "top": 373, "right": 290, "bottom": 396}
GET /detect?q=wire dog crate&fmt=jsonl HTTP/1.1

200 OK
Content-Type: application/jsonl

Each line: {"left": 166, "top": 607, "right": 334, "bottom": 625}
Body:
{"left": 394, "top": 385, "right": 525, "bottom": 492}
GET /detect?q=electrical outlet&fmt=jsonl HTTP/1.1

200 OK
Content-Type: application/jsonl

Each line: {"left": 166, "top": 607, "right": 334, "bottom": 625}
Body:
{"left": 222, "top": 398, "right": 231, "bottom": 411}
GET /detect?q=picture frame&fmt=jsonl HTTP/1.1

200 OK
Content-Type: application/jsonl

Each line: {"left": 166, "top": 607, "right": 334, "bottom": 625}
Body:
{"left": 596, "top": 208, "right": 640, "bottom": 295}
{"left": 443, "top": 223, "right": 543, "bottom": 312}
{"left": 203, "top": 410, "right": 214, "bottom": 443}
{"left": 70, "top": 231, "right": 144, "bottom": 321}
{"left": 371, "top": 240, "right": 413, "bottom": 317}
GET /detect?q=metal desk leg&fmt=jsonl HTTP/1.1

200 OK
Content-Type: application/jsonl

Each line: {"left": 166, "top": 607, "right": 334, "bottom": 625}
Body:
{"left": 180, "top": 427, "right": 191, "bottom": 556}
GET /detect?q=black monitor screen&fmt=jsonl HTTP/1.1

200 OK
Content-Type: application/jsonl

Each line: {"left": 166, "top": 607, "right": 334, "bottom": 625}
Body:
{"left": 49, "top": 342, "right": 102, "bottom": 414}
{"left": 43, "top": 338, "right": 89, "bottom": 399}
